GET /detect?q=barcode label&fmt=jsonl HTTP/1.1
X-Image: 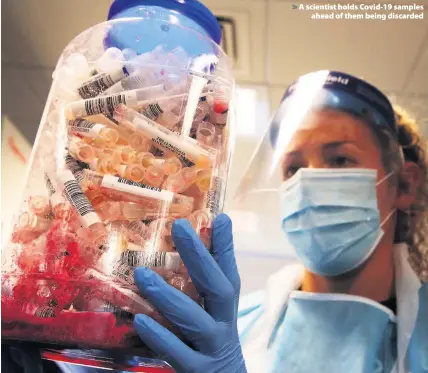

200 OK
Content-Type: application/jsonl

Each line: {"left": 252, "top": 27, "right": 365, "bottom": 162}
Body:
{"left": 112, "top": 262, "right": 135, "bottom": 285}
{"left": 104, "top": 113, "right": 119, "bottom": 124}
{"left": 102, "top": 301, "right": 133, "bottom": 319}
{"left": 78, "top": 67, "right": 129, "bottom": 99}
{"left": 84, "top": 93, "right": 127, "bottom": 116}
{"left": 206, "top": 176, "right": 222, "bottom": 215}
{"left": 44, "top": 174, "right": 56, "bottom": 196}
{"left": 69, "top": 119, "right": 104, "bottom": 138}
{"left": 101, "top": 175, "right": 174, "bottom": 202}
{"left": 142, "top": 103, "right": 164, "bottom": 121}
{"left": 117, "top": 177, "right": 161, "bottom": 192}
{"left": 34, "top": 306, "right": 56, "bottom": 318}
{"left": 69, "top": 119, "right": 95, "bottom": 129}
{"left": 121, "top": 250, "right": 167, "bottom": 268}
{"left": 63, "top": 179, "right": 94, "bottom": 217}
{"left": 65, "top": 155, "right": 85, "bottom": 183}
{"left": 151, "top": 137, "right": 194, "bottom": 167}
{"left": 150, "top": 146, "right": 164, "bottom": 157}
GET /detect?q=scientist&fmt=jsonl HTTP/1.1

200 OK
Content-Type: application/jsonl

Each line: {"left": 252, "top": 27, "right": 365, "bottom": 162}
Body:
{"left": 3, "top": 71, "right": 427, "bottom": 373}
{"left": 130, "top": 70, "right": 428, "bottom": 373}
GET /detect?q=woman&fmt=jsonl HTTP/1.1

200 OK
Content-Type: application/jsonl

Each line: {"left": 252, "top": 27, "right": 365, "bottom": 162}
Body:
{"left": 130, "top": 71, "right": 428, "bottom": 373}
{"left": 4, "top": 71, "right": 427, "bottom": 373}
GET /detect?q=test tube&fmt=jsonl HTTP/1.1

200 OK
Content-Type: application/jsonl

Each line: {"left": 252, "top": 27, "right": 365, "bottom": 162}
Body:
{"left": 68, "top": 119, "right": 119, "bottom": 146}
{"left": 196, "top": 122, "right": 215, "bottom": 147}
{"left": 149, "top": 218, "right": 174, "bottom": 238}
{"left": 148, "top": 218, "right": 175, "bottom": 251}
{"left": 65, "top": 86, "right": 163, "bottom": 120}
{"left": 82, "top": 171, "right": 194, "bottom": 217}
{"left": 143, "top": 164, "right": 165, "bottom": 188}
{"left": 188, "top": 209, "right": 212, "bottom": 231}
{"left": 162, "top": 166, "right": 198, "bottom": 193}
{"left": 134, "top": 152, "right": 155, "bottom": 168}
{"left": 188, "top": 209, "right": 213, "bottom": 248}
{"left": 212, "top": 86, "right": 230, "bottom": 125}
{"left": 85, "top": 269, "right": 157, "bottom": 317}
{"left": 66, "top": 53, "right": 90, "bottom": 80}
{"left": 125, "top": 220, "right": 151, "bottom": 246}
{"left": 180, "top": 73, "right": 208, "bottom": 136}
{"left": 120, "top": 250, "right": 182, "bottom": 272}
{"left": 153, "top": 156, "right": 182, "bottom": 176}
{"left": 89, "top": 157, "right": 119, "bottom": 175}
{"left": 115, "top": 146, "right": 137, "bottom": 165}
{"left": 195, "top": 169, "right": 212, "bottom": 193}
{"left": 68, "top": 137, "right": 96, "bottom": 163}
{"left": 117, "top": 164, "right": 146, "bottom": 183}
{"left": 29, "top": 196, "right": 52, "bottom": 217}
{"left": 57, "top": 169, "right": 107, "bottom": 245}
{"left": 85, "top": 188, "right": 107, "bottom": 207}
{"left": 114, "top": 104, "right": 216, "bottom": 169}
{"left": 140, "top": 95, "right": 185, "bottom": 129}
{"left": 103, "top": 70, "right": 165, "bottom": 95}
{"left": 127, "top": 131, "right": 151, "bottom": 152}
{"left": 16, "top": 212, "right": 51, "bottom": 235}
{"left": 50, "top": 192, "right": 72, "bottom": 219}
{"left": 96, "top": 148, "right": 122, "bottom": 165}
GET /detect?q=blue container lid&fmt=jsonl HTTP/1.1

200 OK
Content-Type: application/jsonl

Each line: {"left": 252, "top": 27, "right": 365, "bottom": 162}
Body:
{"left": 108, "top": 0, "right": 222, "bottom": 44}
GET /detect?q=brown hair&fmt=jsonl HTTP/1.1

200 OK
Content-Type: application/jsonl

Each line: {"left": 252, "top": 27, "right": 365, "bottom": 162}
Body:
{"left": 372, "top": 106, "right": 428, "bottom": 282}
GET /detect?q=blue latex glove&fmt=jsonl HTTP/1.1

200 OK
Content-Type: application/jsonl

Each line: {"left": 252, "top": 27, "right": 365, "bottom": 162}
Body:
{"left": 133, "top": 213, "right": 247, "bottom": 373}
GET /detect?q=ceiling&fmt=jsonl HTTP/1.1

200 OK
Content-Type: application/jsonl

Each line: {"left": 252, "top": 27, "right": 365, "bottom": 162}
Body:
{"left": 2, "top": 0, "right": 428, "bottom": 142}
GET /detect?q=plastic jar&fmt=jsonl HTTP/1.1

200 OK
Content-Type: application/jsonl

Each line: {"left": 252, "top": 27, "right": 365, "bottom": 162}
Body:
{"left": 1, "top": 15, "right": 234, "bottom": 352}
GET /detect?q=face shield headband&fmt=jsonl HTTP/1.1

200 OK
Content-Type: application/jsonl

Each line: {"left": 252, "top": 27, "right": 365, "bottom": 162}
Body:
{"left": 269, "top": 71, "right": 398, "bottom": 149}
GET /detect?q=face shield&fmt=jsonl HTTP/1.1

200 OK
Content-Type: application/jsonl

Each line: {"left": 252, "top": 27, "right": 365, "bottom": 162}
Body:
{"left": 229, "top": 70, "right": 399, "bottom": 262}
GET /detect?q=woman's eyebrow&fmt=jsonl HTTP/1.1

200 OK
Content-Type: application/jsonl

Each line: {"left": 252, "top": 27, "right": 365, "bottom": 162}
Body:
{"left": 323, "top": 140, "right": 357, "bottom": 150}
{"left": 285, "top": 140, "right": 357, "bottom": 157}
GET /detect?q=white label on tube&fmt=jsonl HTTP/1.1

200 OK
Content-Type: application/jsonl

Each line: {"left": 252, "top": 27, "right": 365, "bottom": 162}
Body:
{"left": 101, "top": 174, "right": 174, "bottom": 202}
{"left": 67, "top": 90, "right": 139, "bottom": 119}
{"left": 103, "top": 73, "right": 144, "bottom": 95}
{"left": 120, "top": 250, "right": 181, "bottom": 271}
{"left": 133, "top": 114, "right": 209, "bottom": 164}
{"left": 69, "top": 119, "right": 104, "bottom": 138}
{"left": 77, "top": 67, "right": 129, "bottom": 99}
{"left": 57, "top": 169, "right": 101, "bottom": 227}
{"left": 112, "top": 262, "right": 135, "bottom": 286}
{"left": 205, "top": 176, "right": 222, "bottom": 215}
{"left": 65, "top": 155, "right": 85, "bottom": 182}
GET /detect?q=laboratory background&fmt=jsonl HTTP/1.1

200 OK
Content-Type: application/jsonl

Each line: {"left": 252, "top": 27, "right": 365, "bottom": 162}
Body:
{"left": 2, "top": 0, "right": 428, "bottom": 295}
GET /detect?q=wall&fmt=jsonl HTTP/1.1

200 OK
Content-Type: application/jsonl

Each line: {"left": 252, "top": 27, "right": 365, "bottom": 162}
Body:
{"left": 1, "top": 116, "right": 32, "bottom": 246}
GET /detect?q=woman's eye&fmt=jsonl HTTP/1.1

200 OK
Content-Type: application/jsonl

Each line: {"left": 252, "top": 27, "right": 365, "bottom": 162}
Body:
{"left": 329, "top": 155, "right": 356, "bottom": 167}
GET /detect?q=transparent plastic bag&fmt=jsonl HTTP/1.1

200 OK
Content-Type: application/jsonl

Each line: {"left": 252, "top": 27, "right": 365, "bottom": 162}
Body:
{"left": 1, "top": 17, "right": 234, "bottom": 350}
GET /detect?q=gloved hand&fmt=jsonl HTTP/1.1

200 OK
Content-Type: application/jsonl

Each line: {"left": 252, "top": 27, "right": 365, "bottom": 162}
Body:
{"left": 133, "top": 213, "right": 247, "bottom": 373}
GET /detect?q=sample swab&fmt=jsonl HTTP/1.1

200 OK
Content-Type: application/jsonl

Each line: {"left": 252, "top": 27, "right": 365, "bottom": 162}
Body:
{"left": 68, "top": 119, "right": 120, "bottom": 145}
{"left": 65, "top": 86, "right": 165, "bottom": 120}
{"left": 114, "top": 105, "right": 216, "bottom": 168}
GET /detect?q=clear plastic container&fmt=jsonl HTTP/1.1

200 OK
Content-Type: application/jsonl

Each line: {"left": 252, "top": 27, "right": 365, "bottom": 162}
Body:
{"left": 1, "top": 17, "right": 234, "bottom": 351}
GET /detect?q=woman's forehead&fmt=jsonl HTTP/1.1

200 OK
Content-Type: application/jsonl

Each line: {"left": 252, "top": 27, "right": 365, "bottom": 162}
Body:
{"left": 284, "top": 110, "right": 374, "bottom": 154}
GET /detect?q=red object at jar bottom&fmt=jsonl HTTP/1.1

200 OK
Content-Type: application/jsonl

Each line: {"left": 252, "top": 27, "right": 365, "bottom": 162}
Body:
{"left": 1, "top": 300, "right": 141, "bottom": 349}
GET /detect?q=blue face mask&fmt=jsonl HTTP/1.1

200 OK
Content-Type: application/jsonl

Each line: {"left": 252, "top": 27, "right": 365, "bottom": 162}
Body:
{"left": 279, "top": 168, "right": 394, "bottom": 276}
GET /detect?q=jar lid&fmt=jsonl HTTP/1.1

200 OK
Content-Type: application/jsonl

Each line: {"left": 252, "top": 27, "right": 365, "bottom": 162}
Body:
{"left": 108, "top": 0, "right": 222, "bottom": 44}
